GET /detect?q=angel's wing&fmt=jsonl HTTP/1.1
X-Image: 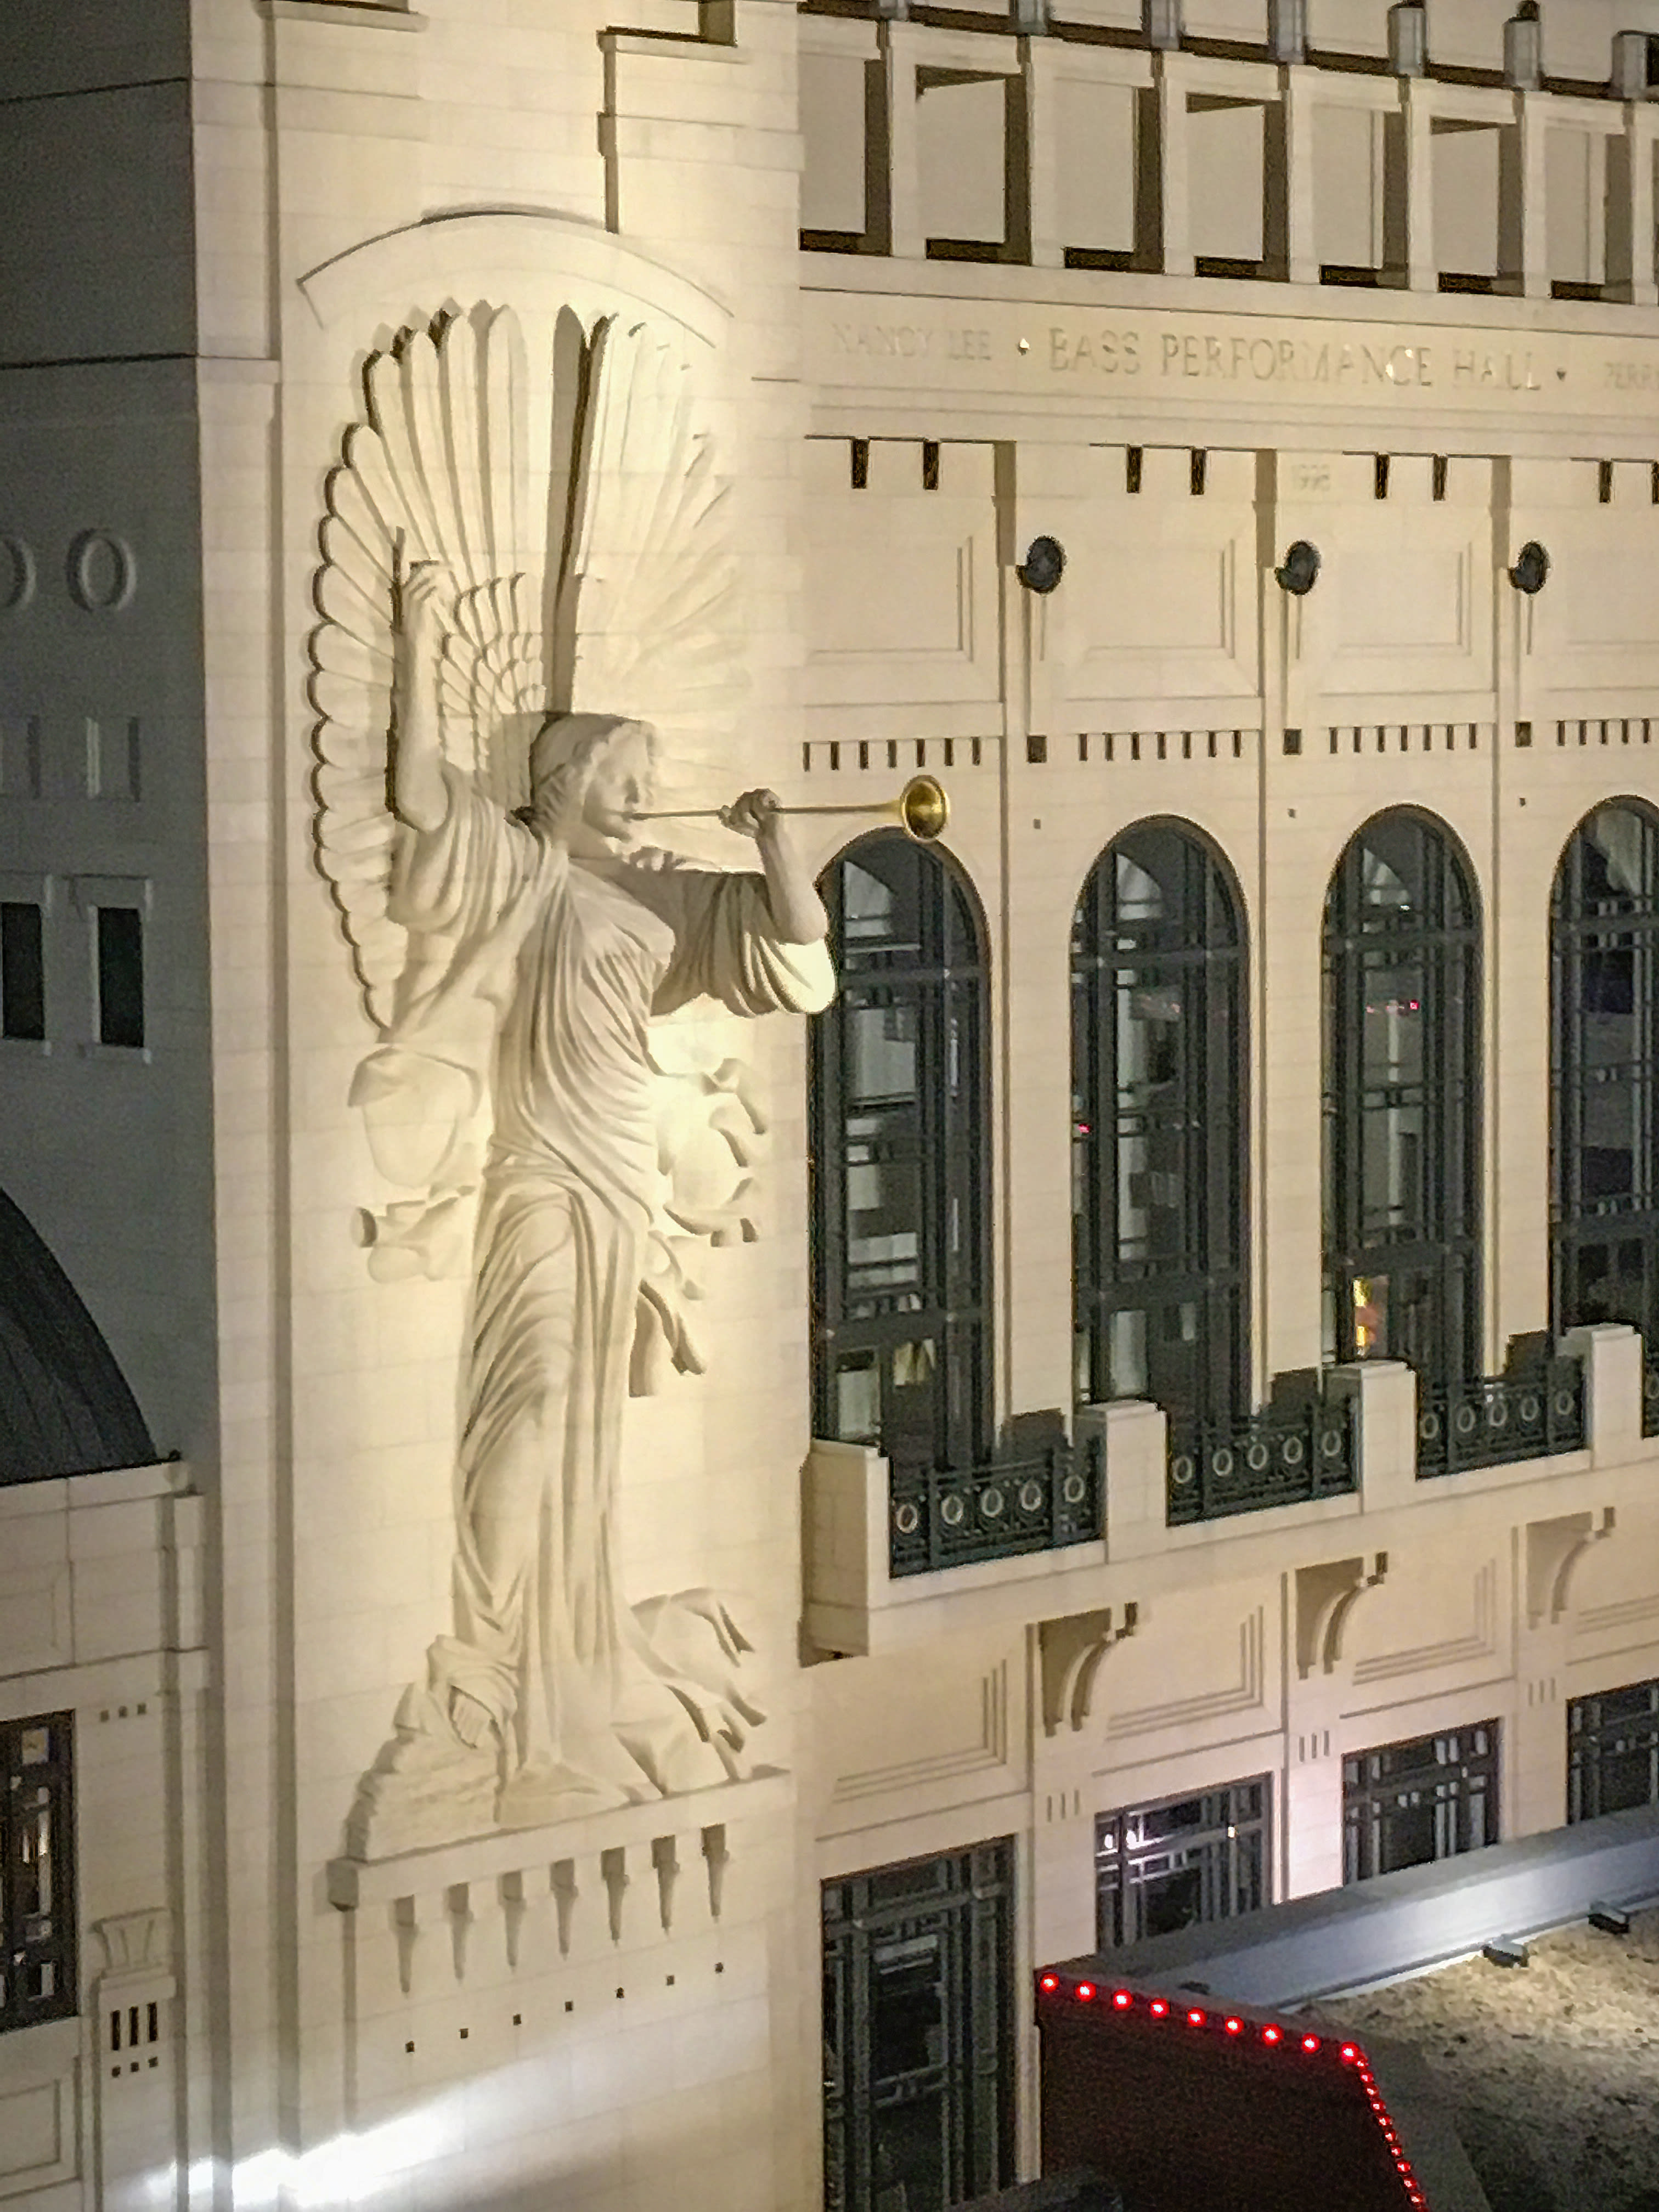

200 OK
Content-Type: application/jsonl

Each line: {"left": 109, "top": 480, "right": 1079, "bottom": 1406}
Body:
{"left": 551, "top": 317, "right": 742, "bottom": 754}
{"left": 309, "top": 304, "right": 543, "bottom": 1026}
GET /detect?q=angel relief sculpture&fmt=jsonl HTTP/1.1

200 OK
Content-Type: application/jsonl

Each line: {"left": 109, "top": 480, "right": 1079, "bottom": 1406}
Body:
{"left": 310, "top": 304, "right": 834, "bottom": 1855}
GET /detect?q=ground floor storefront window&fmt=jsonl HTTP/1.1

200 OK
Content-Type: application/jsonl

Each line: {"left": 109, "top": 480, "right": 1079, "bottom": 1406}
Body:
{"left": 1093, "top": 1779, "right": 1269, "bottom": 1951}
{"left": 822, "top": 1841, "right": 1014, "bottom": 2212}
{"left": 1568, "top": 1677, "right": 1659, "bottom": 1822}
{"left": 1343, "top": 1723, "right": 1498, "bottom": 1882}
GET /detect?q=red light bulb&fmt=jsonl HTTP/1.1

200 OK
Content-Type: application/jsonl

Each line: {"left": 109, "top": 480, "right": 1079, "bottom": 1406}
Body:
{"left": 1149, "top": 2000, "right": 1168, "bottom": 2018}
{"left": 1040, "top": 1975, "right": 1058, "bottom": 1993}
{"left": 1111, "top": 1990, "right": 1131, "bottom": 2009}
{"left": 1187, "top": 2008, "right": 1205, "bottom": 2026}
{"left": 1262, "top": 2025, "right": 1280, "bottom": 2044}
{"left": 1301, "top": 2034, "right": 1319, "bottom": 2053}
{"left": 1076, "top": 1983, "right": 1095, "bottom": 2002}
{"left": 1224, "top": 2017, "right": 1242, "bottom": 2034}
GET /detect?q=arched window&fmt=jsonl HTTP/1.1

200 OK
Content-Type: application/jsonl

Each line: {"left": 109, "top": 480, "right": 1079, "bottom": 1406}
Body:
{"left": 1322, "top": 811, "right": 1480, "bottom": 1386}
{"left": 1071, "top": 822, "right": 1247, "bottom": 1428}
{"left": 811, "top": 832, "right": 991, "bottom": 1475}
{"left": 1551, "top": 803, "right": 1659, "bottom": 1372}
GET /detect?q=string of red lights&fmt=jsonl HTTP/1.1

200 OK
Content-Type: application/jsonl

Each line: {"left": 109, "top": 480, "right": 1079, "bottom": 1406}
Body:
{"left": 1035, "top": 1974, "right": 1431, "bottom": 2209}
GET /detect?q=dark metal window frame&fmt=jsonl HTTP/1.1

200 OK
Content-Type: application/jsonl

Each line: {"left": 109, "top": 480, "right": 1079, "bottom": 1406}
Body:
{"left": 822, "top": 1839, "right": 1015, "bottom": 2212}
{"left": 1094, "top": 1777, "right": 1269, "bottom": 1951}
{"left": 2, "top": 1709, "right": 77, "bottom": 2035}
{"left": 1550, "top": 803, "right": 1659, "bottom": 1422}
{"left": 1342, "top": 1722, "right": 1498, "bottom": 1884}
{"left": 1071, "top": 819, "right": 1249, "bottom": 1430}
{"left": 1567, "top": 1676, "right": 1659, "bottom": 1824}
{"left": 811, "top": 830, "right": 993, "bottom": 1476}
{"left": 1323, "top": 809, "right": 1482, "bottom": 1390}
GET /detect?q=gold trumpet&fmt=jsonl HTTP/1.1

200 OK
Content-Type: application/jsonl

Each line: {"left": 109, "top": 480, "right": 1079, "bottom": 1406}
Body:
{"left": 636, "top": 772, "right": 950, "bottom": 845}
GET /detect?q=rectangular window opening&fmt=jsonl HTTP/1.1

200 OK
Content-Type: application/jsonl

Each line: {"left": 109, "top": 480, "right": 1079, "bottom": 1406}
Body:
{"left": 921, "top": 440, "right": 940, "bottom": 492}
{"left": 1, "top": 902, "right": 46, "bottom": 1042}
{"left": 1374, "top": 455, "right": 1391, "bottom": 500}
{"left": 96, "top": 906, "right": 145, "bottom": 1049}
{"left": 850, "top": 437, "right": 870, "bottom": 490}
{"left": 1599, "top": 459, "right": 1615, "bottom": 505}
{"left": 2, "top": 1713, "right": 76, "bottom": 2035}
{"left": 1431, "top": 455, "right": 1448, "bottom": 502}
{"left": 1189, "top": 449, "right": 1207, "bottom": 497}
{"left": 1125, "top": 446, "right": 1144, "bottom": 495}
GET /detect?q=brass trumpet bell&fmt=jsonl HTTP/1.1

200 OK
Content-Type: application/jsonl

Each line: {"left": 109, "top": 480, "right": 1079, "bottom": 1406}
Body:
{"left": 888, "top": 773, "right": 950, "bottom": 843}
{"left": 637, "top": 772, "right": 951, "bottom": 845}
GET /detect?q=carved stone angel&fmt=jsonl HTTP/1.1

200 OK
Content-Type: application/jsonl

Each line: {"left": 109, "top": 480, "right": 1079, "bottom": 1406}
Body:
{"left": 309, "top": 306, "right": 833, "bottom": 1854}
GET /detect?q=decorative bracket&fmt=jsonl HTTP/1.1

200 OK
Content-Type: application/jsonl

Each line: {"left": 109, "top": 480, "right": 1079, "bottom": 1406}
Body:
{"left": 1295, "top": 1553, "right": 1388, "bottom": 1679}
{"left": 1525, "top": 1507, "right": 1616, "bottom": 1630}
{"left": 1039, "top": 1602, "right": 1141, "bottom": 1736}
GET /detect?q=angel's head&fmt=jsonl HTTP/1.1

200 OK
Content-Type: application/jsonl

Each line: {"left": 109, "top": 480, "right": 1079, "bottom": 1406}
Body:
{"left": 525, "top": 712, "right": 659, "bottom": 854}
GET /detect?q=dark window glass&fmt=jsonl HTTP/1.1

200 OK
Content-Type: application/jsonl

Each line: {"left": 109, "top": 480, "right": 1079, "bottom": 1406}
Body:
{"left": 2, "top": 1711, "right": 76, "bottom": 2034}
{"left": 96, "top": 906, "right": 144, "bottom": 1048}
{"left": 1323, "top": 812, "right": 1480, "bottom": 1388}
{"left": 1342, "top": 1723, "right": 1498, "bottom": 1882}
{"left": 1095, "top": 1780, "right": 1268, "bottom": 1950}
{"left": 1567, "top": 1676, "right": 1659, "bottom": 1822}
{"left": 822, "top": 1841, "right": 1014, "bottom": 2212}
{"left": 811, "top": 834, "right": 990, "bottom": 1475}
{"left": 0, "top": 902, "right": 45, "bottom": 1042}
{"left": 1551, "top": 806, "right": 1659, "bottom": 1368}
{"left": 1072, "top": 823, "right": 1247, "bottom": 1425}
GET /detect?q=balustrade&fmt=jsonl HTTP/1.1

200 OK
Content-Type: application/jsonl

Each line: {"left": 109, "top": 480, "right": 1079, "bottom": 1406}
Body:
{"left": 888, "top": 1432, "right": 1102, "bottom": 1575}
{"left": 1415, "top": 1352, "right": 1586, "bottom": 1476}
{"left": 1165, "top": 1391, "right": 1356, "bottom": 1526}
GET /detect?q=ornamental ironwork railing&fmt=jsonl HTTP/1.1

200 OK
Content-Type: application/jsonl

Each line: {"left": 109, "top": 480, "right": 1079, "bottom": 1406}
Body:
{"left": 888, "top": 1436, "right": 1101, "bottom": 1577}
{"left": 1166, "top": 1395, "right": 1356, "bottom": 1527}
{"left": 1415, "top": 1355, "right": 1585, "bottom": 1477}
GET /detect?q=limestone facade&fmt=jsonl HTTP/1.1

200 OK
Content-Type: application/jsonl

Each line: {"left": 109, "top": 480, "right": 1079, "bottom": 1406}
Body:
{"left": 10, "top": 1, "right": 1659, "bottom": 2207}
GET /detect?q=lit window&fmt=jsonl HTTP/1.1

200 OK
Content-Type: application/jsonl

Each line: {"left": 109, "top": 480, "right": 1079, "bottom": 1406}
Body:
{"left": 2, "top": 1711, "right": 77, "bottom": 2034}
{"left": 1550, "top": 804, "right": 1659, "bottom": 1415}
{"left": 1323, "top": 811, "right": 1480, "bottom": 1389}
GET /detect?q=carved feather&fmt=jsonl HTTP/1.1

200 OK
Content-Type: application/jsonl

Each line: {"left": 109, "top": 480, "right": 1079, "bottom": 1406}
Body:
{"left": 309, "top": 306, "right": 541, "bottom": 1026}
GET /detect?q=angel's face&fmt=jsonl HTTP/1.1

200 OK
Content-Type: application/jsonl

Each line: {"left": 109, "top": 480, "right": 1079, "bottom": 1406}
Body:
{"left": 578, "top": 727, "right": 657, "bottom": 851}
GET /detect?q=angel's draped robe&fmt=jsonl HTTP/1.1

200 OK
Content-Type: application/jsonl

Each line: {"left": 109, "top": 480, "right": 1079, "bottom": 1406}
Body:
{"left": 389, "top": 767, "right": 834, "bottom": 1816}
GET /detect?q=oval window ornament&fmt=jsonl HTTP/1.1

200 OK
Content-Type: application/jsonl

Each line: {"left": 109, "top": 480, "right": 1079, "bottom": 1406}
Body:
{"left": 1509, "top": 539, "right": 1550, "bottom": 595}
{"left": 1018, "top": 534, "right": 1066, "bottom": 595}
{"left": 1274, "top": 539, "right": 1322, "bottom": 596}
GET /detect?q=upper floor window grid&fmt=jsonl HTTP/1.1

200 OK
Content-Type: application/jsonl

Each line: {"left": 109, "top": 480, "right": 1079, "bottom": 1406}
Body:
{"left": 1550, "top": 803, "right": 1659, "bottom": 1381}
{"left": 1322, "top": 812, "right": 1481, "bottom": 1386}
{"left": 811, "top": 832, "right": 991, "bottom": 1475}
{"left": 1071, "top": 823, "right": 1247, "bottom": 1429}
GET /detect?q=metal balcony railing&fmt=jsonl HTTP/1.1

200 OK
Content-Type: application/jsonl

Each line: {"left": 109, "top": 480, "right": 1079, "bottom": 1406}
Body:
{"left": 1166, "top": 1395, "right": 1356, "bottom": 1527}
{"left": 1415, "top": 1355, "right": 1585, "bottom": 1477}
{"left": 888, "top": 1435, "right": 1102, "bottom": 1576}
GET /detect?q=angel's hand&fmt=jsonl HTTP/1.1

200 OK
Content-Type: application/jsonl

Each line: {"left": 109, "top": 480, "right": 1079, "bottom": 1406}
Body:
{"left": 718, "top": 789, "right": 783, "bottom": 842}
{"left": 396, "top": 561, "right": 450, "bottom": 646}
{"left": 627, "top": 845, "right": 678, "bottom": 873}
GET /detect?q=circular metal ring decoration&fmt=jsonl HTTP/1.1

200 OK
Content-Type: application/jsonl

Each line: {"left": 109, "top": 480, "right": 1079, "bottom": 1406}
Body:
{"left": 1274, "top": 539, "right": 1322, "bottom": 596}
{"left": 1508, "top": 539, "right": 1550, "bottom": 595}
{"left": 1018, "top": 534, "right": 1066, "bottom": 594}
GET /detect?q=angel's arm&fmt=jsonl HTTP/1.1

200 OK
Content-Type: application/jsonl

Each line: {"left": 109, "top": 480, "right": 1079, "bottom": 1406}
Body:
{"left": 391, "top": 564, "right": 448, "bottom": 834}
{"left": 720, "top": 790, "right": 827, "bottom": 945}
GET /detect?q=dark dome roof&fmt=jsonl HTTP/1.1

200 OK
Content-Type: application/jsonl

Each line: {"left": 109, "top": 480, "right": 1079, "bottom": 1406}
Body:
{"left": 1, "top": 1187, "right": 156, "bottom": 1484}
